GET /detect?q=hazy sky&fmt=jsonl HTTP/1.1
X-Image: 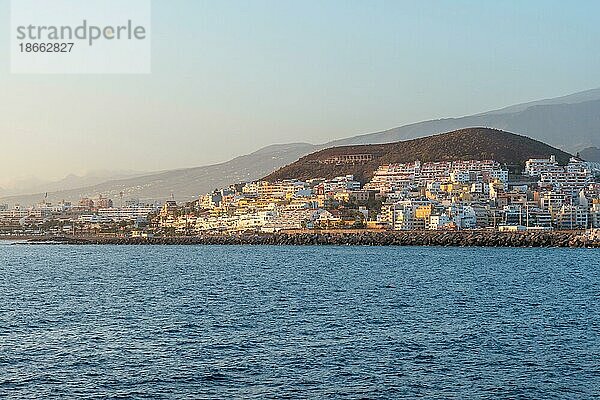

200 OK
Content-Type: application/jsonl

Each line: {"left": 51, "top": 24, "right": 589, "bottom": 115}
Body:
{"left": 1, "top": 0, "right": 600, "bottom": 185}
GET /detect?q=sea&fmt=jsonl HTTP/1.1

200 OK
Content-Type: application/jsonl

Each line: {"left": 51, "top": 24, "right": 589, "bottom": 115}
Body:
{"left": 0, "top": 243, "right": 599, "bottom": 399}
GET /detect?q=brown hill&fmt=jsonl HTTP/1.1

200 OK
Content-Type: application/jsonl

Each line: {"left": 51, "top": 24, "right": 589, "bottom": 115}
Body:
{"left": 264, "top": 127, "right": 573, "bottom": 182}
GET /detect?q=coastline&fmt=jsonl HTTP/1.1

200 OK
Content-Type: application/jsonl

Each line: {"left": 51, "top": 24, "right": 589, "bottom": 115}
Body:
{"left": 19, "top": 230, "right": 600, "bottom": 248}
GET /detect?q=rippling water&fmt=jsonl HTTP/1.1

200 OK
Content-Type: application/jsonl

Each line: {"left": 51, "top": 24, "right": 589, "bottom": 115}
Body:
{"left": 1, "top": 243, "right": 599, "bottom": 399}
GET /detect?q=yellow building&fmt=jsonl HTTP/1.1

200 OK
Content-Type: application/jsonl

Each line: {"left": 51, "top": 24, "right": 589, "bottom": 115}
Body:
{"left": 415, "top": 205, "right": 433, "bottom": 220}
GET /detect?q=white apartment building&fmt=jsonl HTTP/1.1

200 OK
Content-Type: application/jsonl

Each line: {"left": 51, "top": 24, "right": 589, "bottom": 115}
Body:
{"left": 450, "top": 171, "right": 471, "bottom": 183}
{"left": 591, "top": 203, "right": 600, "bottom": 228}
{"left": 34, "top": 202, "right": 72, "bottom": 214}
{"left": 234, "top": 211, "right": 277, "bottom": 231}
{"left": 540, "top": 191, "right": 569, "bottom": 210}
{"left": 428, "top": 213, "right": 452, "bottom": 230}
{"left": 78, "top": 214, "right": 112, "bottom": 223}
{"left": 195, "top": 215, "right": 236, "bottom": 232}
{"left": 366, "top": 159, "right": 509, "bottom": 194}
{"left": 489, "top": 169, "right": 510, "bottom": 182}
{"left": 392, "top": 206, "right": 422, "bottom": 230}
{"left": 365, "top": 162, "right": 421, "bottom": 193}
{"left": 555, "top": 205, "right": 589, "bottom": 229}
{"left": 453, "top": 159, "right": 501, "bottom": 173}
{"left": 241, "top": 182, "right": 259, "bottom": 197}
{"left": 566, "top": 158, "right": 600, "bottom": 174}
{"left": 199, "top": 193, "right": 223, "bottom": 209}
{"left": 525, "top": 155, "right": 562, "bottom": 176}
{"left": 419, "top": 161, "right": 452, "bottom": 183}
{"left": 256, "top": 180, "right": 307, "bottom": 198}
{"left": 262, "top": 209, "right": 329, "bottom": 232}
{"left": 540, "top": 171, "right": 593, "bottom": 194}
{"left": 452, "top": 205, "right": 477, "bottom": 229}
{"left": 322, "top": 175, "right": 361, "bottom": 193}
{"left": 0, "top": 204, "right": 63, "bottom": 220}
{"left": 365, "top": 160, "right": 508, "bottom": 193}
{"left": 379, "top": 199, "right": 433, "bottom": 230}
{"left": 526, "top": 156, "right": 594, "bottom": 194}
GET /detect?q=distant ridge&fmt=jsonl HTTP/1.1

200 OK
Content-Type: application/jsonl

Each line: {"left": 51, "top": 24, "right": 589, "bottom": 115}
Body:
{"left": 327, "top": 98, "right": 600, "bottom": 153}
{"left": 0, "top": 143, "right": 317, "bottom": 207}
{"left": 580, "top": 147, "right": 600, "bottom": 162}
{"left": 474, "top": 87, "right": 600, "bottom": 116}
{"left": 3, "top": 87, "right": 599, "bottom": 206}
{"left": 264, "top": 128, "right": 573, "bottom": 182}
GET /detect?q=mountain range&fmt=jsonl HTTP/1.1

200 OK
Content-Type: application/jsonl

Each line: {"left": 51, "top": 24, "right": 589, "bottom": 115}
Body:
{"left": 2, "top": 87, "right": 600, "bottom": 206}
{"left": 0, "top": 170, "right": 145, "bottom": 198}
{"left": 327, "top": 91, "right": 600, "bottom": 152}
{"left": 0, "top": 144, "right": 317, "bottom": 207}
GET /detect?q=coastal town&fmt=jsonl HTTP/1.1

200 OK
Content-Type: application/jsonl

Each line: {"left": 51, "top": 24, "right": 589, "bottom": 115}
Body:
{"left": 2, "top": 155, "right": 600, "bottom": 239}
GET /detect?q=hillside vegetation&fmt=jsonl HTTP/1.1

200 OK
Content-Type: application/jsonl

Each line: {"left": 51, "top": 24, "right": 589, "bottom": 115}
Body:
{"left": 264, "top": 128, "right": 573, "bottom": 182}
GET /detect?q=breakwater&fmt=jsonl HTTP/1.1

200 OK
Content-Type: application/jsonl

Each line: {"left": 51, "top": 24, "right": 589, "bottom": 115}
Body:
{"left": 25, "top": 230, "right": 600, "bottom": 248}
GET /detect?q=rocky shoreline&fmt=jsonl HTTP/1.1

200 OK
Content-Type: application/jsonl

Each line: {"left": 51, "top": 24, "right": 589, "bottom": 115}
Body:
{"left": 23, "top": 230, "right": 600, "bottom": 248}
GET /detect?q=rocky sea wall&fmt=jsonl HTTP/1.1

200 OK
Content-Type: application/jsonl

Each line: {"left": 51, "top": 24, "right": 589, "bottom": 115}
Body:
{"left": 24, "top": 230, "right": 600, "bottom": 248}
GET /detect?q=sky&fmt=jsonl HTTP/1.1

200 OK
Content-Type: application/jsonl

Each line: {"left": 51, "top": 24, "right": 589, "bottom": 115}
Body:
{"left": 1, "top": 0, "right": 600, "bottom": 186}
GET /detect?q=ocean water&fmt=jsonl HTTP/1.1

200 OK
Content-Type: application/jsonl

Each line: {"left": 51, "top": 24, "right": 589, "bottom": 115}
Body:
{"left": 0, "top": 243, "right": 599, "bottom": 399}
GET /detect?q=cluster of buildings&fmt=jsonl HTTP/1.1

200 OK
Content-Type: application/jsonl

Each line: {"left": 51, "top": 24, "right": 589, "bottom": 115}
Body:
{"left": 371, "top": 157, "right": 600, "bottom": 231}
{"left": 0, "top": 196, "right": 159, "bottom": 236}
{"left": 157, "top": 175, "right": 368, "bottom": 235}
{"left": 2, "top": 155, "right": 600, "bottom": 237}
{"left": 155, "top": 155, "right": 600, "bottom": 235}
